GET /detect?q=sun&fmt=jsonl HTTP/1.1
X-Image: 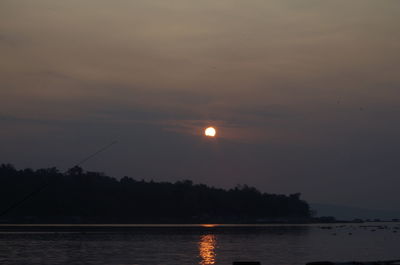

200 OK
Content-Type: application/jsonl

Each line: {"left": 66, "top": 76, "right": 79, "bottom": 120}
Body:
{"left": 205, "top": 127, "right": 216, "bottom": 137}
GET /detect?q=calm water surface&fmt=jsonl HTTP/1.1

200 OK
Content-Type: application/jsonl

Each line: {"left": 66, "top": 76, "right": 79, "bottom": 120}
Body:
{"left": 0, "top": 223, "right": 399, "bottom": 265}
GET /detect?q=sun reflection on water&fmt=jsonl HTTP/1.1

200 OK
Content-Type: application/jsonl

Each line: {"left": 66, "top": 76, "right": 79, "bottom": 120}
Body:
{"left": 201, "top": 224, "right": 217, "bottom": 228}
{"left": 199, "top": 234, "right": 217, "bottom": 265}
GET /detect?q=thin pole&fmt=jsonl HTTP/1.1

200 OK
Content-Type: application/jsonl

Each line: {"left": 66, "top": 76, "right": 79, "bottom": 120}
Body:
{"left": 0, "top": 141, "right": 117, "bottom": 217}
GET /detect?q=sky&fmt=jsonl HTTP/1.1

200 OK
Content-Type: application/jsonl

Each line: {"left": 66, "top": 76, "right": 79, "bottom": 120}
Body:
{"left": 1, "top": 0, "right": 400, "bottom": 211}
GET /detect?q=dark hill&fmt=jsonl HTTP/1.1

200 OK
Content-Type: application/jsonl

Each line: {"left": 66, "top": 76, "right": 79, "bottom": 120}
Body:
{"left": 0, "top": 164, "right": 311, "bottom": 223}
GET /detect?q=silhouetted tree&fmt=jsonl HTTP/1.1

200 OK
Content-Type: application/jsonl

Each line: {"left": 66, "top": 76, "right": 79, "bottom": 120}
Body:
{"left": 0, "top": 164, "right": 311, "bottom": 223}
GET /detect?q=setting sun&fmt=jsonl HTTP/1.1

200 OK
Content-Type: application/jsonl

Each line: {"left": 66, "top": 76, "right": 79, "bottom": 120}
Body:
{"left": 205, "top": 127, "right": 216, "bottom": 137}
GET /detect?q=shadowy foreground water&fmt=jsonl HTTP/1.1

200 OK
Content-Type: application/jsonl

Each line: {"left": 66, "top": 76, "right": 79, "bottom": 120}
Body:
{"left": 0, "top": 223, "right": 399, "bottom": 265}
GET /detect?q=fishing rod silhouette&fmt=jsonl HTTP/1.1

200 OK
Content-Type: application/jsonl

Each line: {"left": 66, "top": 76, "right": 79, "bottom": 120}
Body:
{"left": 0, "top": 141, "right": 117, "bottom": 218}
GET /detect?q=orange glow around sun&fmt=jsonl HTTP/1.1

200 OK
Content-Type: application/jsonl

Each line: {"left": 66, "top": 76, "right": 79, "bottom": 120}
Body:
{"left": 205, "top": 127, "right": 216, "bottom": 137}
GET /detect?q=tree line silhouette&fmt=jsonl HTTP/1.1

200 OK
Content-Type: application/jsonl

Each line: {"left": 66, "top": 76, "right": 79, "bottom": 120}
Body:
{"left": 0, "top": 164, "right": 311, "bottom": 223}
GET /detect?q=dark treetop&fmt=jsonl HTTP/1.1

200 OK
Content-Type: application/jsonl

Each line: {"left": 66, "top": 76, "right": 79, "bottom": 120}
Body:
{"left": 0, "top": 164, "right": 311, "bottom": 223}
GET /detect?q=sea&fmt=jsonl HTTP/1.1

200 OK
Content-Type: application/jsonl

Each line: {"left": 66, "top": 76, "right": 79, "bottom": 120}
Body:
{"left": 0, "top": 223, "right": 399, "bottom": 265}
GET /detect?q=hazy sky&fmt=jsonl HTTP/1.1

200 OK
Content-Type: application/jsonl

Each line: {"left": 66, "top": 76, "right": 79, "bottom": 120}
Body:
{"left": 1, "top": 0, "right": 400, "bottom": 210}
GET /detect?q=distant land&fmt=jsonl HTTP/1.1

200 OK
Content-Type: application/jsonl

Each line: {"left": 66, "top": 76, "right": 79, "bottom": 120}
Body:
{"left": 311, "top": 203, "right": 400, "bottom": 221}
{"left": 0, "top": 164, "right": 314, "bottom": 224}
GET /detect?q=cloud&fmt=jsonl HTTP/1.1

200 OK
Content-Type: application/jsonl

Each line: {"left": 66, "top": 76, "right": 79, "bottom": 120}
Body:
{"left": 1, "top": 0, "right": 400, "bottom": 210}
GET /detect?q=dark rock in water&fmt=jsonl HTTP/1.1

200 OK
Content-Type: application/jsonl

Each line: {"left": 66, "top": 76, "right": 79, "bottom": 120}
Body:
{"left": 232, "top": 261, "right": 261, "bottom": 265}
{"left": 306, "top": 260, "right": 400, "bottom": 265}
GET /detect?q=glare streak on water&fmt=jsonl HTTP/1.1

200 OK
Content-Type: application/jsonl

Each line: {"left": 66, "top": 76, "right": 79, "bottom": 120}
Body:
{"left": 199, "top": 234, "right": 216, "bottom": 265}
{"left": 0, "top": 223, "right": 399, "bottom": 265}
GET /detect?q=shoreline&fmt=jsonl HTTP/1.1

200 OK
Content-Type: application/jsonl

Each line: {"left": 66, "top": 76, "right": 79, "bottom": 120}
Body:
{"left": 0, "top": 221, "right": 398, "bottom": 231}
